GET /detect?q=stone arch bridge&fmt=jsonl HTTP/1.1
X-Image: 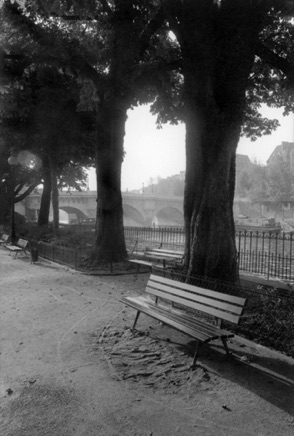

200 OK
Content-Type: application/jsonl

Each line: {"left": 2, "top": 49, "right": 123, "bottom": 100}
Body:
{"left": 24, "top": 191, "right": 184, "bottom": 227}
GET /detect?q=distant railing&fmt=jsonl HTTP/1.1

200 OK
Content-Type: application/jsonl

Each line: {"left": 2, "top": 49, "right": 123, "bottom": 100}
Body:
{"left": 237, "top": 230, "right": 294, "bottom": 281}
{"left": 124, "top": 226, "right": 294, "bottom": 281}
{"left": 124, "top": 226, "right": 185, "bottom": 253}
{"left": 38, "top": 242, "right": 92, "bottom": 269}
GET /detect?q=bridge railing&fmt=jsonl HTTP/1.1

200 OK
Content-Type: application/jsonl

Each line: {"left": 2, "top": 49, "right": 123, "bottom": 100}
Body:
{"left": 124, "top": 226, "right": 294, "bottom": 281}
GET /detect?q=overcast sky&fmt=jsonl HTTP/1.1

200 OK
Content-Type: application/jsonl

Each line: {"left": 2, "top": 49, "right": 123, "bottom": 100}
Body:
{"left": 88, "top": 104, "right": 294, "bottom": 191}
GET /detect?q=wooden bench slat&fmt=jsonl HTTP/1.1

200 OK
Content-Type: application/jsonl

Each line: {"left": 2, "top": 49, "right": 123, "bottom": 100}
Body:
{"left": 148, "top": 302, "right": 234, "bottom": 339}
{"left": 120, "top": 275, "right": 247, "bottom": 367}
{"left": 149, "top": 302, "right": 234, "bottom": 337}
{"left": 129, "top": 259, "right": 152, "bottom": 266}
{"left": 144, "top": 248, "right": 184, "bottom": 266}
{"left": 120, "top": 296, "right": 218, "bottom": 343}
{"left": 7, "top": 245, "right": 23, "bottom": 251}
{"left": 145, "top": 251, "right": 183, "bottom": 259}
{"left": 146, "top": 287, "right": 240, "bottom": 324}
{"left": 150, "top": 275, "right": 246, "bottom": 306}
{"left": 147, "top": 282, "right": 244, "bottom": 316}
{"left": 146, "top": 248, "right": 183, "bottom": 255}
{"left": 130, "top": 248, "right": 183, "bottom": 270}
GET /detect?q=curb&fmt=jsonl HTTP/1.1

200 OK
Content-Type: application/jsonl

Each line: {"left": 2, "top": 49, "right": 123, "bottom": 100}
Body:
{"left": 232, "top": 334, "right": 294, "bottom": 365}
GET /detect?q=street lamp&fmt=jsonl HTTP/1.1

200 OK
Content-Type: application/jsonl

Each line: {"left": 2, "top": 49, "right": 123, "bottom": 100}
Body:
{"left": 7, "top": 155, "right": 19, "bottom": 244}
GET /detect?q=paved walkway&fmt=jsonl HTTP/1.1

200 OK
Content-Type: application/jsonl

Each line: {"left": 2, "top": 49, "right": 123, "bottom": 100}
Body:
{"left": 0, "top": 249, "right": 293, "bottom": 436}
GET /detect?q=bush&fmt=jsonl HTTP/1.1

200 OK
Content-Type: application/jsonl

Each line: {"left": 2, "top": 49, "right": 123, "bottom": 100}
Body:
{"left": 17, "top": 223, "right": 95, "bottom": 247}
{"left": 234, "top": 290, "right": 294, "bottom": 357}
{"left": 17, "top": 223, "right": 54, "bottom": 241}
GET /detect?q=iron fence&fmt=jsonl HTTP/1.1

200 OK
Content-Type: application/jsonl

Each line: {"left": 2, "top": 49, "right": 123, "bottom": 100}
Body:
{"left": 35, "top": 227, "right": 294, "bottom": 281}
{"left": 38, "top": 242, "right": 92, "bottom": 269}
{"left": 124, "top": 226, "right": 294, "bottom": 281}
{"left": 124, "top": 226, "right": 185, "bottom": 253}
{"left": 236, "top": 230, "right": 294, "bottom": 281}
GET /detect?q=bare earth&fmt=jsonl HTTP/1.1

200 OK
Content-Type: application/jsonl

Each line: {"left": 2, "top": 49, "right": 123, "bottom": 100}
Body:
{"left": 0, "top": 249, "right": 294, "bottom": 436}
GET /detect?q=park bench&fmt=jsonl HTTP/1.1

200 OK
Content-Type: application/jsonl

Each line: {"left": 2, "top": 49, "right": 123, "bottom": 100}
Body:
{"left": 130, "top": 247, "right": 184, "bottom": 270}
{"left": 120, "top": 274, "right": 247, "bottom": 367}
{"left": 0, "top": 234, "right": 10, "bottom": 246}
{"left": 144, "top": 247, "right": 184, "bottom": 268}
{"left": 5, "top": 238, "right": 29, "bottom": 258}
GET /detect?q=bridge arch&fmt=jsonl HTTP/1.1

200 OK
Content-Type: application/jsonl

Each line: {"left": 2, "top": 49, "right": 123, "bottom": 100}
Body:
{"left": 123, "top": 204, "right": 145, "bottom": 226}
{"left": 153, "top": 206, "right": 184, "bottom": 227}
{"left": 58, "top": 206, "right": 88, "bottom": 223}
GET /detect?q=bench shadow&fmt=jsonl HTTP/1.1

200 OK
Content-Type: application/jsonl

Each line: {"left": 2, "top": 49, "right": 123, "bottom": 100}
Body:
{"left": 179, "top": 339, "right": 294, "bottom": 416}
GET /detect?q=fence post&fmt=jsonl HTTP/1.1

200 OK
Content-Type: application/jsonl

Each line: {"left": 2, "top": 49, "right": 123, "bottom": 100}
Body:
{"left": 290, "top": 234, "right": 293, "bottom": 281}
{"left": 267, "top": 234, "right": 272, "bottom": 280}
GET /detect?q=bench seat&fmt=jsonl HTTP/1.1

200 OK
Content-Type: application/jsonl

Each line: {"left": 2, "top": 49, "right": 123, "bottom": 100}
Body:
{"left": 120, "top": 275, "right": 246, "bottom": 367}
{"left": 130, "top": 247, "right": 184, "bottom": 269}
{"left": 6, "top": 238, "right": 29, "bottom": 257}
{"left": 129, "top": 259, "right": 152, "bottom": 267}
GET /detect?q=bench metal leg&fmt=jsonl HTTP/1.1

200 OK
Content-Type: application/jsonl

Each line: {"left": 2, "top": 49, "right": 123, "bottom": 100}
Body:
{"left": 221, "top": 337, "right": 231, "bottom": 355}
{"left": 192, "top": 340, "right": 200, "bottom": 368}
{"left": 132, "top": 310, "right": 141, "bottom": 330}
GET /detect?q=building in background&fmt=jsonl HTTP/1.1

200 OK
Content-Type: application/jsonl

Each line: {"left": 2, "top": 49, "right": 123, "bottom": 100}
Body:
{"left": 267, "top": 141, "right": 294, "bottom": 171}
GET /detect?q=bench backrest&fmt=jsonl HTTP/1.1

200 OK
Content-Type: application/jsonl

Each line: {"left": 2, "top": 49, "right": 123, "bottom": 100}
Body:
{"left": 145, "top": 248, "right": 183, "bottom": 259}
{"left": 146, "top": 275, "right": 246, "bottom": 325}
{"left": 17, "top": 239, "right": 28, "bottom": 248}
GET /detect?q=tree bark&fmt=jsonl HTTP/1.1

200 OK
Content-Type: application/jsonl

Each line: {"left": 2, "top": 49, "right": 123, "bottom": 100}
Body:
{"left": 175, "top": 1, "right": 267, "bottom": 283}
{"left": 184, "top": 104, "right": 241, "bottom": 282}
{"left": 38, "top": 158, "right": 52, "bottom": 226}
{"left": 0, "top": 186, "right": 9, "bottom": 226}
{"left": 90, "top": 103, "right": 128, "bottom": 263}
{"left": 49, "top": 155, "right": 59, "bottom": 232}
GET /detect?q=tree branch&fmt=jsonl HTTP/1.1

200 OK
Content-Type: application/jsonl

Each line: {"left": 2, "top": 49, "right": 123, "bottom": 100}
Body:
{"left": 139, "top": 6, "right": 166, "bottom": 56}
{"left": 255, "top": 42, "right": 294, "bottom": 85}
{"left": 15, "top": 180, "right": 40, "bottom": 203}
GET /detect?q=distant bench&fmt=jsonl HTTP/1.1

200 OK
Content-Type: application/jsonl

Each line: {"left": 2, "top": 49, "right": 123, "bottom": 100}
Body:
{"left": 0, "top": 234, "right": 10, "bottom": 246}
{"left": 5, "top": 238, "right": 29, "bottom": 258}
{"left": 120, "top": 274, "right": 247, "bottom": 367}
{"left": 130, "top": 247, "right": 184, "bottom": 269}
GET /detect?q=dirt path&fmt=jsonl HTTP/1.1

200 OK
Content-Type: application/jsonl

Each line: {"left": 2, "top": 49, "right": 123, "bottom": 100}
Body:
{"left": 0, "top": 250, "right": 294, "bottom": 436}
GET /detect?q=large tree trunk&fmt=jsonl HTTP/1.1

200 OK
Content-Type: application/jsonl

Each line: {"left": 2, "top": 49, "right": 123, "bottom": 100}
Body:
{"left": 90, "top": 104, "right": 128, "bottom": 263}
{"left": 184, "top": 105, "right": 241, "bottom": 282}
{"left": 0, "top": 186, "right": 9, "bottom": 226}
{"left": 49, "top": 155, "right": 59, "bottom": 232}
{"left": 38, "top": 158, "right": 51, "bottom": 226}
{"left": 176, "top": 1, "right": 266, "bottom": 283}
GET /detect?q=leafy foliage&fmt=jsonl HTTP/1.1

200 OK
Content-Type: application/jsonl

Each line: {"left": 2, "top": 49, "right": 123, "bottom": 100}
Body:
{"left": 236, "top": 289, "right": 294, "bottom": 357}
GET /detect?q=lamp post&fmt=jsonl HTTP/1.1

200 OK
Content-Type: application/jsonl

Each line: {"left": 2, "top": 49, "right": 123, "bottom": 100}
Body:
{"left": 7, "top": 155, "right": 18, "bottom": 244}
